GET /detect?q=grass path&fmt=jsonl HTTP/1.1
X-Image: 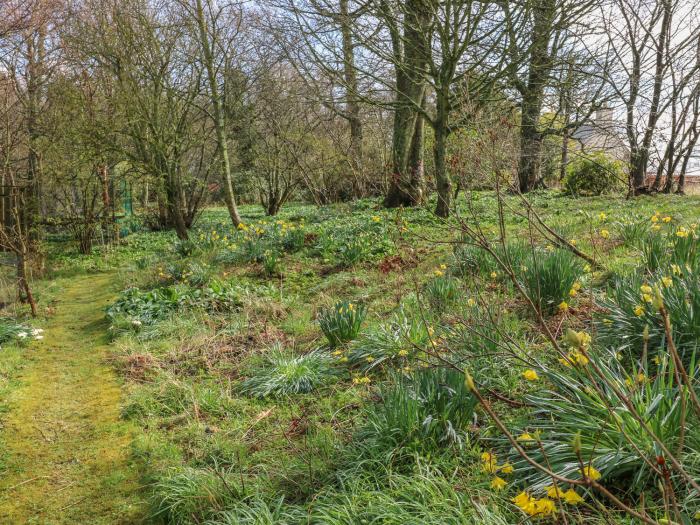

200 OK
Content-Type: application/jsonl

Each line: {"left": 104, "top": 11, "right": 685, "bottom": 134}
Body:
{"left": 0, "top": 272, "right": 146, "bottom": 524}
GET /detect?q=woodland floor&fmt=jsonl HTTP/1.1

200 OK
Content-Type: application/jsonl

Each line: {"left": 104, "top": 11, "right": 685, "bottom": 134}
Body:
{"left": 0, "top": 273, "right": 145, "bottom": 524}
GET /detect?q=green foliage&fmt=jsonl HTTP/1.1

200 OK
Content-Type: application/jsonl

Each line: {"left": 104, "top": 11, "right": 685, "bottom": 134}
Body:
{"left": 349, "top": 308, "right": 431, "bottom": 370}
{"left": 310, "top": 466, "right": 507, "bottom": 525}
{"left": 261, "top": 249, "right": 282, "bottom": 277}
{"left": 616, "top": 218, "right": 648, "bottom": 248}
{"left": 511, "top": 354, "right": 699, "bottom": 505}
{"left": 563, "top": 152, "right": 624, "bottom": 196}
{"left": 358, "top": 368, "right": 478, "bottom": 458}
{"left": 520, "top": 248, "right": 583, "bottom": 315}
{"left": 0, "top": 319, "right": 34, "bottom": 344}
{"left": 150, "top": 467, "right": 243, "bottom": 525}
{"left": 238, "top": 347, "right": 336, "bottom": 398}
{"left": 164, "top": 260, "right": 213, "bottom": 287}
{"left": 599, "top": 271, "right": 700, "bottom": 364}
{"left": 423, "top": 275, "right": 461, "bottom": 313}
{"left": 318, "top": 301, "right": 367, "bottom": 347}
{"left": 106, "top": 282, "right": 242, "bottom": 327}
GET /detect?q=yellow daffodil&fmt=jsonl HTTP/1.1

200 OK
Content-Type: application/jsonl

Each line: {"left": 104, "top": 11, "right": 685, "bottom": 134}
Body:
{"left": 563, "top": 489, "right": 584, "bottom": 505}
{"left": 559, "top": 301, "right": 569, "bottom": 312}
{"left": 467, "top": 298, "right": 476, "bottom": 307}
{"left": 546, "top": 486, "right": 566, "bottom": 499}
{"left": 662, "top": 216, "right": 672, "bottom": 223}
{"left": 640, "top": 284, "right": 653, "bottom": 295}
{"left": 517, "top": 432, "right": 535, "bottom": 443}
{"left": 661, "top": 276, "right": 673, "bottom": 287}
{"left": 522, "top": 369, "right": 539, "bottom": 381}
{"left": 490, "top": 271, "right": 498, "bottom": 279}
{"left": 599, "top": 212, "right": 607, "bottom": 220}
{"left": 634, "top": 305, "right": 645, "bottom": 317}
{"left": 582, "top": 465, "right": 601, "bottom": 481}
{"left": 501, "top": 462, "right": 514, "bottom": 474}
{"left": 600, "top": 229, "right": 610, "bottom": 239}
{"left": 491, "top": 477, "right": 507, "bottom": 491}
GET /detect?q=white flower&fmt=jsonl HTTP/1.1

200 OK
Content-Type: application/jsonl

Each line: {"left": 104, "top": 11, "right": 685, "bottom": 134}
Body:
{"left": 31, "top": 328, "right": 44, "bottom": 335}
{"left": 34, "top": 335, "right": 44, "bottom": 340}
{"left": 131, "top": 319, "right": 142, "bottom": 327}
{"left": 17, "top": 332, "right": 27, "bottom": 339}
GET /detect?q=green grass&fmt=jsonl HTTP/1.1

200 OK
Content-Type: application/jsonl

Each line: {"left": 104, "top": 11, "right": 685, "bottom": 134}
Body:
{"left": 5, "top": 193, "right": 700, "bottom": 524}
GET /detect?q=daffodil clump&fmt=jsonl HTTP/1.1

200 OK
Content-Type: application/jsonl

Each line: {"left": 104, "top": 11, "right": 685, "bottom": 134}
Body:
{"left": 318, "top": 300, "right": 367, "bottom": 347}
{"left": 559, "top": 329, "right": 591, "bottom": 368}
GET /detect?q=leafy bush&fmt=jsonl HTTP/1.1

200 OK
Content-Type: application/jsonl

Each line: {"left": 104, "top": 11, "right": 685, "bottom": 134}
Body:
{"left": 318, "top": 301, "right": 367, "bottom": 347}
{"left": 563, "top": 152, "right": 624, "bottom": 196}
{"left": 359, "top": 367, "right": 478, "bottom": 458}
{"left": 238, "top": 347, "right": 336, "bottom": 398}
{"left": 520, "top": 248, "right": 583, "bottom": 315}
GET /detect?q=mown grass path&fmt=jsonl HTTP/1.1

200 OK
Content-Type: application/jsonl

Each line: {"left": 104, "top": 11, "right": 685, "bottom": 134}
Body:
{"left": 0, "top": 273, "right": 145, "bottom": 524}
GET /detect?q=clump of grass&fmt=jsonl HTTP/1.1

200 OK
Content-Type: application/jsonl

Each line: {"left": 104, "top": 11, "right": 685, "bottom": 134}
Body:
{"left": 309, "top": 463, "right": 506, "bottom": 524}
{"left": 150, "top": 466, "right": 242, "bottom": 525}
{"left": 348, "top": 308, "right": 431, "bottom": 370}
{"left": 423, "top": 274, "right": 461, "bottom": 314}
{"left": 520, "top": 248, "right": 583, "bottom": 315}
{"left": 616, "top": 218, "right": 648, "bottom": 247}
{"left": 318, "top": 300, "right": 367, "bottom": 347}
{"left": 508, "top": 354, "right": 698, "bottom": 499}
{"left": 261, "top": 249, "right": 282, "bottom": 277}
{"left": 238, "top": 346, "right": 336, "bottom": 398}
{"left": 359, "top": 367, "right": 477, "bottom": 459}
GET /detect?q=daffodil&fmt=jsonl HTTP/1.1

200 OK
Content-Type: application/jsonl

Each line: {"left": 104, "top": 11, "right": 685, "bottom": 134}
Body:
{"left": 546, "top": 486, "right": 566, "bottom": 499}
{"left": 634, "top": 305, "right": 645, "bottom": 317}
{"left": 517, "top": 432, "right": 535, "bottom": 443}
{"left": 582, "top": 465, "right": 601, "bottom": 481}
{"left": 600, "top": 229, "right": 610, "bottom": 239}
{"left": 640, "top": 284, "right": 653, "bottom": 295}
{"left": 491, "top": 476, "right": 507, "bottom": 491}
{"left": 563, "top": 489, "right": 584, "bottom": 505}
{"left": 661, "top": 276, "right": 673, "bottom": 287}
{"left": 662, "top": 216, "right": 672, "bottom": 223}
{"left": 559, "top": 301, "right": 569, "bottom": 312}
{"left": 522, "top": 369, "right": 539, "bottom": 381}
{"left": 501, "top": 462, "right": 514, "bottom": 474}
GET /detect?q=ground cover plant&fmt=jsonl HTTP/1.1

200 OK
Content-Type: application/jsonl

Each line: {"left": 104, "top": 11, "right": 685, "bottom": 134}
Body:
{"left": 3, "top": 193, "right": 700, "bottom": 524}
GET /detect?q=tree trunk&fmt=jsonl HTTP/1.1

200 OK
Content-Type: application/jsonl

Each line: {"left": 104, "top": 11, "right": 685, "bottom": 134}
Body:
{"left": 434, "top": 89, "right": 450, "bottom": 218}
{"left": 384, "top": 0, "right": 430, "bottom": 208}
{"left": 339, "top": 0, "right": 363, "bottom": 180}
{"left": 17, "top": 252, "right": 37, "bottom": 318}
{"left": 194, "top": 0, "right": 242, "bottom": 227}
{"left": 515, "top": 0, "right": 554, "bottom": 193}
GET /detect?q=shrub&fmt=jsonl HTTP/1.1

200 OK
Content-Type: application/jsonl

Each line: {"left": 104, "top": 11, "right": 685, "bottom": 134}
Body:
{"left": 238, "top": 347, "right": 336, "bottom": 398}
{"left": 359, "top": 367, "right": 478, "bottom": 458}
{"left": 318, "top": 301, "right": 367, "bottom": 347}
{"left": 563, "top": 152, "right": 624, "bottom": 196}
{"left": 165, "top": 260, "right": 212, "bottom": 287}
{"left": 520, "top": 248, "right": 583, "bottom": 315}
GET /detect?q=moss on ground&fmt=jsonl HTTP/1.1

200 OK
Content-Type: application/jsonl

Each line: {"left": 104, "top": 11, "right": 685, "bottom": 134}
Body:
{"left": 0, "top": 273, "right": 146, "bottom": 524}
